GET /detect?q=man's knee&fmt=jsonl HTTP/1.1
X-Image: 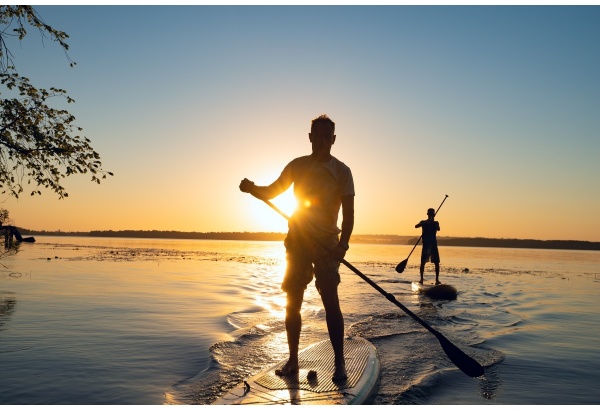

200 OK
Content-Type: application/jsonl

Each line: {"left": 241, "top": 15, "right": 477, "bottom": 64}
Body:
{"left": 319, "top": 286, "right": 341, "bottom": 311}
{"left": 285, "top": 305, "right": 301, "bottom": 318}
{"left": 317, "top": 275, "right": 340, "bottom": 295}
{"left": 285, "top": 291, "right": 303, "bottom": 313}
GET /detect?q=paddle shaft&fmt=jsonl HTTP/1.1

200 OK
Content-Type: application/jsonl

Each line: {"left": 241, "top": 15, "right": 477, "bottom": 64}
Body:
{"left": 396, "top": 194, "right": 449, "bottom": 273}
{"left": 254, "top": 194, "right": 483, "bottom": 377}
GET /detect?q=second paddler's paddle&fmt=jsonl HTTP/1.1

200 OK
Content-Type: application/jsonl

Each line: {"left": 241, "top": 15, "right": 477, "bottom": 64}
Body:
{"left": 252, "top": 194, "right": 484, "bottom": 378}
{"left": 395, "top": 194, "right": 449, "bottom": 273}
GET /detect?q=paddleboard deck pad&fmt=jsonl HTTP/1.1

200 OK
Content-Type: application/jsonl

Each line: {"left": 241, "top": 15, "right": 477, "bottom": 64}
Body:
{"left": 412, "top": 281, "right": 458, "bottom": 300}
{"left": 212, "top": 336, "right": 380, "bottom": 405}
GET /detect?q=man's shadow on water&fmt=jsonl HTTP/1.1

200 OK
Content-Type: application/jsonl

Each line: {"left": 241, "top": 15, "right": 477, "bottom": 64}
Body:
{"left": 279, "top": 373, "right": 302, "bottom": 404}
{"left": 478, "top": 363, "right": 502, "bottom": 400}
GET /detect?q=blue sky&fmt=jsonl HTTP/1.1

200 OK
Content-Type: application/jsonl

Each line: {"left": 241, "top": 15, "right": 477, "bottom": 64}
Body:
{"left": 4, "top": 5, "right": 600, "bottom": 241}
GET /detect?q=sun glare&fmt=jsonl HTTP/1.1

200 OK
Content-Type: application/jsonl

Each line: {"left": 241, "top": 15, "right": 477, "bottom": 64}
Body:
{"left": 249, "top": 188, "right": 297, "bottom": 232}
{"left": 271, "top": 188, "right": 298, "bottom": 218}
{"left": 252, "top": 264, "right": 287, "bottom": 318}
{"left": 254, "top": 294, "right": 287, "bottom": 319}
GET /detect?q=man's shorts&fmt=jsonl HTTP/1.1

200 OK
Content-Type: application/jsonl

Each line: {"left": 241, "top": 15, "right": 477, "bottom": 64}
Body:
{"left": 421, "top": 244, "right": 440, "bottom": 264}
{"left": 282, "top": 230, "right": 340, "bottom": 294}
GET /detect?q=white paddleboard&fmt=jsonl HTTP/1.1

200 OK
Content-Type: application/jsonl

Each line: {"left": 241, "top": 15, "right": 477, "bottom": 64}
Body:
{"left": 412, "top": 281, "right": 458, "bottom": 299}
{"left": 212, "top": 336, "right": 380, "bottom": 405}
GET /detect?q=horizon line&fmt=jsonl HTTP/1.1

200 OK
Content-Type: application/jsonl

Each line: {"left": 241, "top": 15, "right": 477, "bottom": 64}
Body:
{"left": 16, "top": 227, "right": 600, "bottom": 245}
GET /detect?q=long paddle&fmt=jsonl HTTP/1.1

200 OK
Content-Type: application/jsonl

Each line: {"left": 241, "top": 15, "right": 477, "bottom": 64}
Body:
{"left": 395, "top": 194, "right": 449, "bottom": 273}
{"left": 253, "top": 195, "right": 484, "bottom": 378}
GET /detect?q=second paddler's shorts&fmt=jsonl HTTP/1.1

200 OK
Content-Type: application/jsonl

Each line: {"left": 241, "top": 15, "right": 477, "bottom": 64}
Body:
{"left": 282, "top": 230, "right": 341, "bottom": 294}
{"left": 421, "top": 244, "right": 440, "bottom": 264}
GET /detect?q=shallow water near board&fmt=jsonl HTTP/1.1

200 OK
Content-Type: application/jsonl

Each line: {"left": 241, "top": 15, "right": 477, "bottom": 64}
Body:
{"left": 0, "top": 236, "right": 599, "bottom": 404}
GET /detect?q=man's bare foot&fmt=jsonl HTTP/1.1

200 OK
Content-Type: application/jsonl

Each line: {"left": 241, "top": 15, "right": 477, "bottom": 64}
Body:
{"left": 435, "top": 280, "right": 441, "bottom": 285}
{"left": 332, "top": 371, "right": 348, "bottom": 383}
{"left": 418, "top": 279, "right": 423, "bottom": 284}
{"left": 332, "top": 365, "right": 348, "bottom": 383}
{"left": 275, "top": 360, "right": 299, "bottom": 377}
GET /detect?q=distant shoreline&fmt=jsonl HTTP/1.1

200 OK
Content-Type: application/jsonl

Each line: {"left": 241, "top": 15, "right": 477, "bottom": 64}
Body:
{"left": 16, "top": 228, "right": 600, "bottom": 251}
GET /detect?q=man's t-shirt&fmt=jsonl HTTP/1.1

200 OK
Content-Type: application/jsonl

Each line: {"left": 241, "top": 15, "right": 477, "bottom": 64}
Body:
{"left": 279, "top": 155, "right": 354, "bottom": 236}
{"left": 418, "top": 219, "right": 440, "bottom": 247}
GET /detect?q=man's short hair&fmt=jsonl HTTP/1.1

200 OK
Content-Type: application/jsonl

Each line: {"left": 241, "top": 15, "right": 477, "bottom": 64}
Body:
{"left": 311, "top": 114, "right": 335, "bottom": 134}
{"left": 427, "top": 208, "right": 435, "bottom": 215}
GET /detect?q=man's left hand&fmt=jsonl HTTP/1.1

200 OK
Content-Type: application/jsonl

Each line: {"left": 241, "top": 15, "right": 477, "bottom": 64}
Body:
{"left": 331, "top": 243, "right": 348, "bottom": 261}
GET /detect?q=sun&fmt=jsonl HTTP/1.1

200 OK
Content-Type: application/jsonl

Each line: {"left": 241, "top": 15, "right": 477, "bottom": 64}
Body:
{"left": 249, "top": 188, "right": 297, "bottom": 232}
{"left": 271, "top": 188, "right": 298, "bottom": 217}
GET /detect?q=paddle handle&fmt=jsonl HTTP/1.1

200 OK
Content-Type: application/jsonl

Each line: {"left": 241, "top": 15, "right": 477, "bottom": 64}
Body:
{"left": 435, "top": 195, "right": 449, "bottom": 216}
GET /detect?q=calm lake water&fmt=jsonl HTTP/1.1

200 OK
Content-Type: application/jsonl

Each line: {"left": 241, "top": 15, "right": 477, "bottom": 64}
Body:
{"left": 0, "top": 236, "right": 599, "bottom": 405}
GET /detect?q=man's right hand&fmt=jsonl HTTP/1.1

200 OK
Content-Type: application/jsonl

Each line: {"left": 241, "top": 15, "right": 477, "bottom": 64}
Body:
{"left": 239, "top": 178, "right": 255, "bottom": 193}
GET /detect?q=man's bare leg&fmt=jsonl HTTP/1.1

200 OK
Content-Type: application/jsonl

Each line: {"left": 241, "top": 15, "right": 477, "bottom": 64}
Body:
{"left": 275, "top": 289, "right": 304, "bottom": 376}
{"left": 435, "top": 263, "right": 440, "bottom": 285}
{"left": 320, "top": 281, "right": 347, "bottom": 382}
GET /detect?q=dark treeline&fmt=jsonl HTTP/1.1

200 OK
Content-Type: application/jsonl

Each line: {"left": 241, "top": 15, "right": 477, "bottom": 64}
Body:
{"left": 89, "top": 230, "right": 287, "bottom": 241}
{"left": 19, "top": 229, "right": 90, "bottom": 237}
{"left": 16, "top": 228, "right": 600, "bottom": 251}
{"left": 434, "top": 237, "right": 600, "bottom": 251}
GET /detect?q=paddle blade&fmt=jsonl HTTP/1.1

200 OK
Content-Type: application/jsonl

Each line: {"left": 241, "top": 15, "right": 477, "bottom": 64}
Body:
{"left": 436, "top": 331, "right": 484, "bottom": 378}
{"left": 395, "top": 259, "right": 407, "bottom": 273}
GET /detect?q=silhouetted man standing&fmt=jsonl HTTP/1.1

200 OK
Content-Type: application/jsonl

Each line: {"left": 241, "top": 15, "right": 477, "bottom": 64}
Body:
{"left": 239, "top": 114, "right": 354, "bottom": 382}
{"left": 416, "top": 208, "right": 441, "bottom": 285}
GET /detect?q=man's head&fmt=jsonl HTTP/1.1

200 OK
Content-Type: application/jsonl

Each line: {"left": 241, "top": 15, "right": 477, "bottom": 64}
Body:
{"left": 309, "top": 114, "right": 336, "bottom": 159}
{"left": 427, "top": 208, "right": 435, "bottom": 217}
{"left": 311, "top": 114, "right": 335, "bottom": 135}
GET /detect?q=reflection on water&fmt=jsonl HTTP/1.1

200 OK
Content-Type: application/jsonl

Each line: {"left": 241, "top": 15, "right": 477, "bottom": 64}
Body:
{"left": 478, "top": 365, "right": 503, "bottom": 400}
{"left": 0, "top": 292, "right": 16, "bottom": 326}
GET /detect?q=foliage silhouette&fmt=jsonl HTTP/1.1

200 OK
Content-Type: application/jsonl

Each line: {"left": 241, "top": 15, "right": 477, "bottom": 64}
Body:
{"left": 0, "top": 6, "right": 112, "bottom": 199}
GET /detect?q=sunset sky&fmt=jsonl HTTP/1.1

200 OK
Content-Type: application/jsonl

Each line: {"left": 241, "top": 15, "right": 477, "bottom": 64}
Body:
{"left": 3, "top": 5, "right": 599, "bottom": 241}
